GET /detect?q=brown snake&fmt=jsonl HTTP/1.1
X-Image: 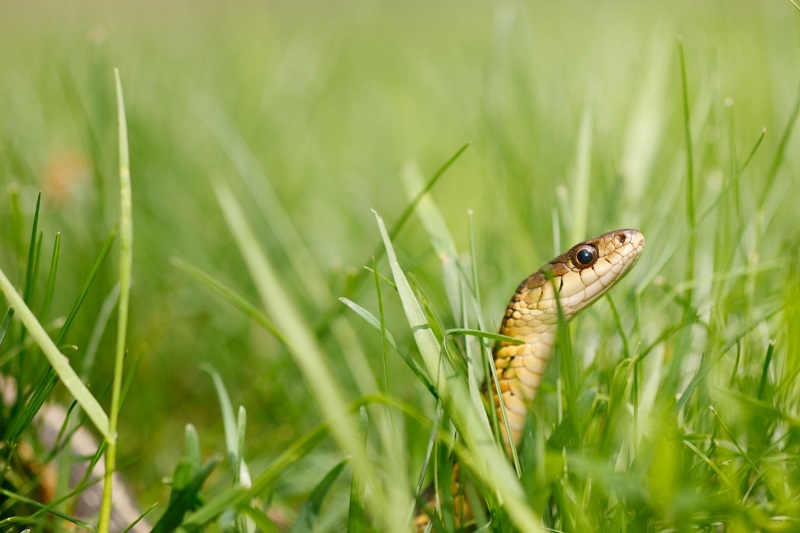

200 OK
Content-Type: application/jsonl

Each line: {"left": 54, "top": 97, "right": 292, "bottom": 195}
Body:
{"left": 416, "top": 228, "right": 645, "bottom": 530}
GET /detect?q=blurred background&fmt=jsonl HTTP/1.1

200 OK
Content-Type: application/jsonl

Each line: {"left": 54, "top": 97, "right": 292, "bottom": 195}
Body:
{"left": 1, "top": 0, "right": 798, "bottom": 526}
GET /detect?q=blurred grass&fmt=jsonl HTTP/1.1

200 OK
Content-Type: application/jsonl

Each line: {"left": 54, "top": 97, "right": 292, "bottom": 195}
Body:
{"left": 1, "top": 0, "right": 800, "bottom": 530}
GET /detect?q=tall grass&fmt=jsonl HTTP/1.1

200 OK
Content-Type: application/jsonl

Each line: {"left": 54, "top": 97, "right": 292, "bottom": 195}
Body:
{"left": 1, "top": 1, "right": 799, "bottom": 531}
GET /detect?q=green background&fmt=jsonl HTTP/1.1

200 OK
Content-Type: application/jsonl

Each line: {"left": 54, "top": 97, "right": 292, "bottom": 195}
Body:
{"left": 2, "top": 0, "right": 799, "bottom": 529}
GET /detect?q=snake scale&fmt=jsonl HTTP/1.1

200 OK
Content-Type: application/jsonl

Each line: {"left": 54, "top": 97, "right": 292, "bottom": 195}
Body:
{"left": 416, "top": 228, "right": 645, "bottom": 530}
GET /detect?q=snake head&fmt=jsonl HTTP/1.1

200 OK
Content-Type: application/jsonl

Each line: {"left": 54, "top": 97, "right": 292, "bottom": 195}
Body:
{"left": 512, "top": 229, "right": 645, "bottom": 324}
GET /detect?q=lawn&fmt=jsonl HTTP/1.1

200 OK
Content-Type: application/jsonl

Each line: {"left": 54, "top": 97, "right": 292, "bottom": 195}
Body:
{"left": 1, "top": 1, "right": 799, "bottom": 531}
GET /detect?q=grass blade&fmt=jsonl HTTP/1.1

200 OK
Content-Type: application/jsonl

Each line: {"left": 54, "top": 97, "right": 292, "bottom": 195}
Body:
{"left": 320, "top": 143, "right": 471, "bottom": 334}
{"left": 172, "top": 257, "right": 287, "bottom": 345}
{"left": 0, "top": 268, "right": 109, "bottom": 438}
{"left": 23, "top": 192, "right": 41, "bottom": 304}
{"left": 373, "top": 209, "right": 541, "bottom": 531}
{"left": 202, "top": 364, "right": 240, "bottom": 473}
{"left": 339, "top": 296, "right": 434, "bottom": 394}
{"left": 215, "top": 182, "right": 392, "bottom": 528}
{"left": 348, "top": 407, "right": 369, "bottom": 532}
{"left": 678, "top": 36, "right": 696, "bottom": 315}
{"left": 97, "top": 68, "right": 135, "bottom": 533}
{"left": 41, "top": 232, "right": 61, "bottom": 322}
{"left": 0, "top": 307, "right": 13, "bottom": 348}
{"left": 291, "top": 458, "right": 349, "bottom": 533}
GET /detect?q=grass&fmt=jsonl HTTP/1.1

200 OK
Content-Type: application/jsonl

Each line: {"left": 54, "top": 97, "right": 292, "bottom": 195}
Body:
{"left": 1, "top": 0, "right": 800, "bottom": 531}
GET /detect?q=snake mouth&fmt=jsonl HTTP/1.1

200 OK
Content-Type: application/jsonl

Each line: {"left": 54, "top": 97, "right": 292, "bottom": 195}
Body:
{"left": 615, "top": 229, "right": 646, "bottom": 277}
{"left": 592, "top": 228, "right": 645, "bottom": 285}
{"left": 614, "top": 228, "right": 645, "bottom": 253}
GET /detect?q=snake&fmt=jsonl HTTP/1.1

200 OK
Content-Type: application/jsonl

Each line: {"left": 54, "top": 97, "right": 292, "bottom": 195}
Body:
{"left": 416, "top": 228, "right": 645, "bottom": 530}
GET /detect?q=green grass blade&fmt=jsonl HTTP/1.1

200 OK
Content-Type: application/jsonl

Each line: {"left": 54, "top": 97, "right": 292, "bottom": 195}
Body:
{"left": 553, "top": 279, "right": 581, "bottom": 444}
{"left": 338, "top": 296, "right": 434, "bottom": 393}
{"left": 0, "top": 488, "right": 95, "bottom": 530}
{"left": 41, "top": 232, "right": 61, "bottom": 322}
{"left": 709, "top": 405, "right": 773, "bottom": 496}
{"left": 215, "top": 182, "right": 392, "bottom": 528}
{"left": 400, "top": 162, "right": 491, "bottom": 433}
{"left": 179, "top": 488, "right": 250, "bottom": 531}
{"left": 372, "top": 255, "right": 391, "bottom": 399}
{"left": 759, "top": 78, "right": 800, "bottom": 207}
{"left": 756, "top": 341, "right": 775, "bottom": 401}
{"left": 81, "top": 284, "right": 120, "bottom": 381}
{"left": 348, "top": 407, "right": 368, "bottom": 532}
{"left": 207, "top": 109, "right": 383, "bottom": 403}
{"left": 121, "top": 504, "right": 158, "bottom": 533}
{"left": 23, "top": 191, "right": 41, "bottom": 304}
{"left": 444, "top": 328, "right": 524, "bottom": 345}
{"left": 151, "top": 457, "right": 221, "bottom": 533}
{"left": 338, "top": 297, "right": 399, "bottom": 350}
{"left": 185, "top": 424, "right": 202, "bottom": 470}
{"left": 0, "top": 307, "right": 13, "bottom": 348}
{"left": 373, "top": 209, "right": 541, "bottom": 531}
{"left": 373, "top": 209, "right": 447, "bottom": 392}
{"left": 399, "top": 161, "right": 461, "bottom": 318}
{"left": 30, "top": 233, "right": 43, "bottom": 310}
{"left": 238, "top": 507, "right": 281, "bottom": 533}
{"left": 57, "top": 225, "right": 118, "bottom": 346}
{"left": 327, "top": 143, "right": 471, "bottom": 328}
{"left": 4, "top": 370, "right": 57, "bottom": 443}
{"left": 682, "top": 440, "right": 732, "bottom": 488}
{"left": 714, "top": 387, "right": 800, "bottom": 427}
{"left": 387, "top": 144, "right": 470, "bottom": 245}
{"left": 202, "top": 364, "right": 239, "bottom": 473}
{"left": 290, "top": 458, "right": 349, "bottom": 533}
{"left": 0, "top": 267, "right": 109, "bottom": 438}
{"left": 182, "top": 423, "right": 331, "bottom": 527}
{"left": 98, "top": 68, "right": 135, "bottom": 533}
{"left": 205, "top": 106, "right": 331, "bottom": 309}
{"left": 172, "top": 257, "right": 287, "bottom": 345}
{"left": 235, "top": 406, "right": 250, "bottom": 531}
{"left": 678, "top": 37, "right": 696, "bottom": 315}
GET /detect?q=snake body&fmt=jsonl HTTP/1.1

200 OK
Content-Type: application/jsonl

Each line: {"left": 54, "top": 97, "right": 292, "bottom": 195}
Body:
{"left": 492, "top": 228, "right": 645, "bottom": 447}
{"left": 417, "top": 228, "right": 645, "bottom": 529}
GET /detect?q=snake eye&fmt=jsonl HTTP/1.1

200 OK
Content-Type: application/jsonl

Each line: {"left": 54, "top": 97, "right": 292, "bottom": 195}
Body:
{"left": 572, "top": 244, "right": 598, "bottom": 269}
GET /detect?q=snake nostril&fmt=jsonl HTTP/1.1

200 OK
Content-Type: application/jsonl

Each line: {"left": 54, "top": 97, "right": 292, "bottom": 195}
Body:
{"left": 617, "top": 233, "right": 627, "bottom": 244}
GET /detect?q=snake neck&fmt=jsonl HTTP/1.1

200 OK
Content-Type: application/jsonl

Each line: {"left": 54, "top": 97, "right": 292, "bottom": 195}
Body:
{"left": 490, "top": 271, "right": 566, "bottom": 448}
{"left": 492, "top": 327, "right": 557, "bottom": 448}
